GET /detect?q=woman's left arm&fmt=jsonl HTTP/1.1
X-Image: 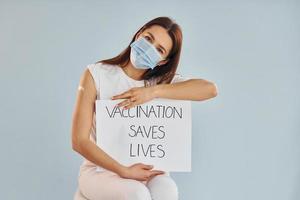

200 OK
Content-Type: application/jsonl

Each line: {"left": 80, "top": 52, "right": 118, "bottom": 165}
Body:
{"left": 153, "top": 79, "right": 218, "bottom": 101}
{"left": 112, "top": 79, "right": 218, "bottom": 110}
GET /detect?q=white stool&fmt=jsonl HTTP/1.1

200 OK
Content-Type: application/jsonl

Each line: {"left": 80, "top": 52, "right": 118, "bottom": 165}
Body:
{"left": 73, "top": 188, "right": 89, "bottom": 200}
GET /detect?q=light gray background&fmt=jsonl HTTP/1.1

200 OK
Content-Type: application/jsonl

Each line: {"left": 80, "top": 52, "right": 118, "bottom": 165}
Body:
{"left": 0, "top": 0, "right": 299, "bottom": 199}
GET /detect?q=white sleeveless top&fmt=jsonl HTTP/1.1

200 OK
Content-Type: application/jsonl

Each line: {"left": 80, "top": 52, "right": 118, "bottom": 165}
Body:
{"left": 78, "top": 62, "right": 189, "bottom": 174}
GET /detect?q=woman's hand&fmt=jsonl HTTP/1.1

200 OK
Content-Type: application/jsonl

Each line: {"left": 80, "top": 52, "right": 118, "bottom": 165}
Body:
{"left": 119, "top": 163, "right": 165, "bottom": 181}
{"left": 111, "top": 86, "right": 157, "bottom": 109}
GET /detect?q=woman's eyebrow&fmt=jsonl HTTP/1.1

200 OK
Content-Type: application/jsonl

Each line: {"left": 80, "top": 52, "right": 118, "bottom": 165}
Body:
{"left": 147, "top": 32, "right": 167, "bottom": 54}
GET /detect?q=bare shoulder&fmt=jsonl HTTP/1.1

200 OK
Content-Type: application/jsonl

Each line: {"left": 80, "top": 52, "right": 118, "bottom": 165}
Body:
{"left": 76, "top": 68, "right": 97, "bottom": 101}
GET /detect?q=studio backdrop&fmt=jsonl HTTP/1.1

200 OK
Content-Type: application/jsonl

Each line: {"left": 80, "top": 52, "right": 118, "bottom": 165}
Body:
{"left": 0, "top": 1, "right": 299, "bottom": 200}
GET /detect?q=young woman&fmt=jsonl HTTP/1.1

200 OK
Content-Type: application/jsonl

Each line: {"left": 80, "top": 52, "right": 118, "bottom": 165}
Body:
{"left": 72, "top": 16, "right": 218, "bottom": 200}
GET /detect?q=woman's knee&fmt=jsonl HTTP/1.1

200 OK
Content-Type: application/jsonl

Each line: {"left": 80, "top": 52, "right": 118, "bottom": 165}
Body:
{"left": 78, "top": 169, "right": 152, "bottom": 200}
{"left": 124, "top": 180, "right": 152, "bottom": 200}
{"left": 146, "top": 174, "right": 179, "bottom": 200}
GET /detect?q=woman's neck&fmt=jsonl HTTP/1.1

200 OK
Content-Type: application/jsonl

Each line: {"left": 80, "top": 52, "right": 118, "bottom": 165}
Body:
{"left": 122, "top": 61, "right": 147, "bottom": 81}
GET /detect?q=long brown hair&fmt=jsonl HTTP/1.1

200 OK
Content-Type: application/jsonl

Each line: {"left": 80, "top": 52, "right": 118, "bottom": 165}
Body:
{"left": 96, "top": 16, "right": 183, "bottom": 86}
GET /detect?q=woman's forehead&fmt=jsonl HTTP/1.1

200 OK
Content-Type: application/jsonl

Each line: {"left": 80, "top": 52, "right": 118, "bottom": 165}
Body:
{"left": 143, "top": 25, "right": 173, "bottom": 55}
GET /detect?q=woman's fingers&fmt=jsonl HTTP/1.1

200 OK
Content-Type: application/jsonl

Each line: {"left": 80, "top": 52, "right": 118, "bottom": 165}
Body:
{"left": 142, "top": 164, "right": 154, "bottom": 170}
{"left": 112, "top": 88, "right": 139, "bottom": 100}
{"left": 128, "top": 163, "right": 165, "bottom": 181}
{"left": 150, "top": 170, "right": 165, "bottom": 175}
{"left": 112, "top": 91, "right": 131, "bottom": 100}
{"left": 144, "top": 170, "right": 165, "bottom": 182}
{"left": 149, "top": 170, "right": 165, "bottom": 179}
{"left": 115, "top": 99, "right": 129, "bottom": 107}
{"left": 124, "top": 100, "right": 139, "bottom": 109}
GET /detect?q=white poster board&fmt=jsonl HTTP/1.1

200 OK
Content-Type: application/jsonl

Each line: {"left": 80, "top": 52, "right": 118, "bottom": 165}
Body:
{"left": 95, "top": 98, "right": 192, "bottom": 172}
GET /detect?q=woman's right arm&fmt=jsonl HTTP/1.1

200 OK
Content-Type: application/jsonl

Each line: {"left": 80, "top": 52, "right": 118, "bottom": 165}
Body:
{"left": 71, "top": 68, "right": 164, "bottom": 181}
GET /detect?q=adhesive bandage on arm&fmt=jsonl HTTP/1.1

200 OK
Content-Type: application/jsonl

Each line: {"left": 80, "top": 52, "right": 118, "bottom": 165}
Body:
{"left": 78, "top": 85, "right": 85, "bottom": 92}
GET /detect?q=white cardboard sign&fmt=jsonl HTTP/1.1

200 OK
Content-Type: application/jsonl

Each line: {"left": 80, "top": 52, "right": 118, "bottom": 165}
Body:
{"left": 95, "top": 98, "right": 191, "bottom": 172}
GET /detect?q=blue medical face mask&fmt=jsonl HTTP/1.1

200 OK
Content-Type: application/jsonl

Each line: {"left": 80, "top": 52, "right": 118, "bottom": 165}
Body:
{"left": 130, "top": 36, "right": 163, "bottom": 70}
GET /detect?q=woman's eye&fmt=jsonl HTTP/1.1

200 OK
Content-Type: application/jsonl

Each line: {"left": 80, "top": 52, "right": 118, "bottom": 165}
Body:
{"left": 157, "top": 48, "right": 163, "bottom": 54}
{"left": 144, "top": 36, "right": 152, "bottom": 41}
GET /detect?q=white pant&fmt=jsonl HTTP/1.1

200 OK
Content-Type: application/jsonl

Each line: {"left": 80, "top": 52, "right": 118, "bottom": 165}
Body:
{"left": 74, "top": 166, "right": 179, "bottom": 200}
